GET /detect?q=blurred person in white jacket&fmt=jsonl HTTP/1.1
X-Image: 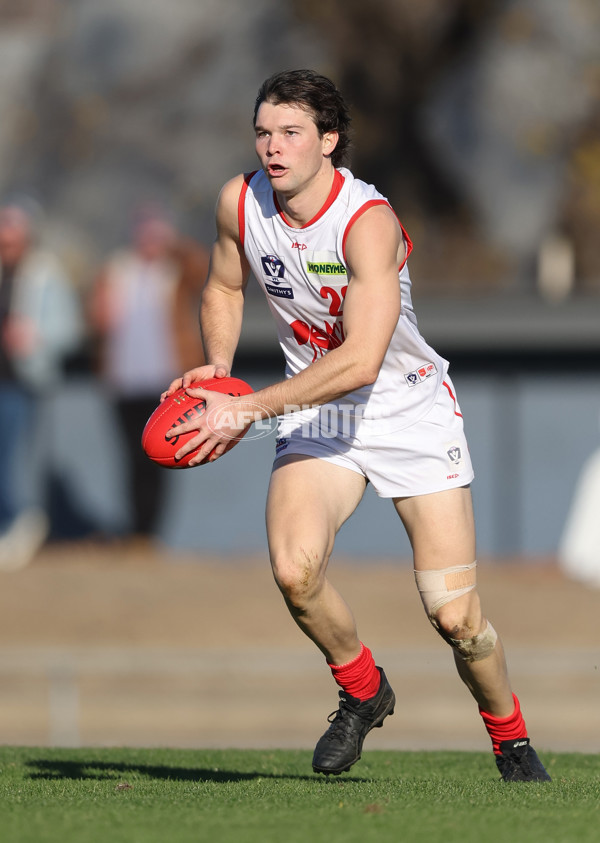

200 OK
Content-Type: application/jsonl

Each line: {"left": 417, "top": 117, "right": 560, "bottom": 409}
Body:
{"left": 89, "top": 207, "right": 206, "bottom": 544}
{"left": 559, "top": 436, "right": 600, "bottom": 588}
{"left": 0, "top": 200, "right": 83, "bottom": 570}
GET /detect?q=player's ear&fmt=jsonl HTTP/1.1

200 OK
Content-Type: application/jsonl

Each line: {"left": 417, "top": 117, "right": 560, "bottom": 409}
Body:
{"left": 322, "top": 131, "right": 339, "bottom": 159}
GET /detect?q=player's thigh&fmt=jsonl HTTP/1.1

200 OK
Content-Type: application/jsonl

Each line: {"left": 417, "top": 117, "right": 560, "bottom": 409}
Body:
{"left": 266, "top": 455, "right": 367, "bottom": 565}
{"left": 393, "top": 486, "right": 476, "bottom": 570}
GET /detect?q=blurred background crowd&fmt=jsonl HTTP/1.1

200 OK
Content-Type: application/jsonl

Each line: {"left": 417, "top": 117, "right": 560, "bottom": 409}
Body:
{"left": 0, "top": 0, "right": 599, "bottom": 577}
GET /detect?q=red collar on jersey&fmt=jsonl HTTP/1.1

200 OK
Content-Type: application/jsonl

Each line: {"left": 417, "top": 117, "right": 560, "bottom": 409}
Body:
{"left": 274, "top": 168, "right": 345, "bottom": 229}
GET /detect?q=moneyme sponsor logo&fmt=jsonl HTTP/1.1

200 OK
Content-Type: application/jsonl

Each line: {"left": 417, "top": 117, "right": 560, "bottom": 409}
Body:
{"left": 306, "top": 261, "right": 347, "bottom": 275}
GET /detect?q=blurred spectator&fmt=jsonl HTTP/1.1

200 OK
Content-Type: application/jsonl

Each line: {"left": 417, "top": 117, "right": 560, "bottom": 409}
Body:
{"left": 0, "top": 199, "right": 83, "bottom": 571}
{"left": 89, "top": 207, "right": 207, "bottom": 544}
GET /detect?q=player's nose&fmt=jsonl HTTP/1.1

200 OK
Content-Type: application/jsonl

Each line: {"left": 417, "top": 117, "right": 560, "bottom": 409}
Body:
{"left": 265, "top": 136, "right": 280, "bottom": 155}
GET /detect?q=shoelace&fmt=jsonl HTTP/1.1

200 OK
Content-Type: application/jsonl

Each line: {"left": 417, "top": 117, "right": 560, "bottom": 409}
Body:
{"left": 324, "top": 699, "right": 367, "bottom": 741}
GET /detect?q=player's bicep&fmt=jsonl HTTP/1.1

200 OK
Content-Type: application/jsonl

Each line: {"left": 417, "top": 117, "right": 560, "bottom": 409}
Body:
{"left": 208, "top": 235, "right": 249, "bottom": 296}
{"left": 206, "top": 176, "right": 251, "bottom": 295}
{"left": 342, "top": 205, "right": 403, "bottom": 351}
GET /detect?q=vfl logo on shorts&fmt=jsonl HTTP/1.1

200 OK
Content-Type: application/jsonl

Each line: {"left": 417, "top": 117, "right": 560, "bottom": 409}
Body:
{"left": 261, "top": 254, "right": 294, "bottom": 299}
{"left": 405, "top": 362, "right": 437, "bottom": 387}
{"left": 446, "top": 444, "right": 463, "bottom": 467}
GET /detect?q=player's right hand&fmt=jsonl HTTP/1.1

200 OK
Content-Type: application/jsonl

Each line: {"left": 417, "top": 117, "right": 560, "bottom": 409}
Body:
{"left": 160, "top": 363, "right": 230, "bottom": 401}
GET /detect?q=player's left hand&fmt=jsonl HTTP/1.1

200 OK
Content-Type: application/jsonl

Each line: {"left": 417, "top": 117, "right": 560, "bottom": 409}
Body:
{"left": 160, "top": 363, "right": 229, "bottom": 402}
{"left": 166, "top": 387, "right": 252, "bottom": 466}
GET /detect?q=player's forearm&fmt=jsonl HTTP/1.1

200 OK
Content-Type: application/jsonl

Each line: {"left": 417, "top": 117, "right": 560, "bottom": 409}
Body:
{"left": 243, "top": 337, "right": 379, "bottom": 419}
{"left": 200, "top": 283, "right": 244, "bottom": 371}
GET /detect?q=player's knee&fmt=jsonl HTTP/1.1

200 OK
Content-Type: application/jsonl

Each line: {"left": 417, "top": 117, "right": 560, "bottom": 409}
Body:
{"left": 414, "top": 561, "right": 497, "bottom": 661}
{"left": 436, "top": 615, "right": 498, "bottom": 662}
{"left": 271, "top": 552, "right": 323, "bottom": 607}
{"left": 428, "top": 598, "right": 498, "bottom": 662}
{"left": 431, "top": 598, "right": 480, "bottom": 641}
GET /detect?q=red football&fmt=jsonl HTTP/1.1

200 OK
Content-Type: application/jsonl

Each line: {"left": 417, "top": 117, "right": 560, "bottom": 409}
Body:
{"left": 142, "top": 376, "right": 254, "bottom": 468}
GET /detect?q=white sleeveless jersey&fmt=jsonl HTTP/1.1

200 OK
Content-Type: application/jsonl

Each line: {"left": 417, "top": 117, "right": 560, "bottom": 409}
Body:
{"left": 239, "top": 167, "right": 448, "bottom": 428}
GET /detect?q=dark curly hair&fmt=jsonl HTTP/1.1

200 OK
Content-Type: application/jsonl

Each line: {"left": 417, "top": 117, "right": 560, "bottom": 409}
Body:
{"left": 253, "top": 69, "right": 352, "bottom": 168}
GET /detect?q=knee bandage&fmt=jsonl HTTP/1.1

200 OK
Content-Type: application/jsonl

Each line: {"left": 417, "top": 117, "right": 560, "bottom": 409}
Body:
{"left": 448, "top": 620, "right": 498, "bottom": 662}
{"left": 414, "top": 561, "right": 497, "bottom": 662}
{"left": 414, "top": 561, "right": 477, "bottom": 617}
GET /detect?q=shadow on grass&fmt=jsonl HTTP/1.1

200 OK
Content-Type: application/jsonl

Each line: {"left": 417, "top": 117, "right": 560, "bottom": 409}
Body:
{"left": 25, "top": 758, "right": 369, "bottom": 784}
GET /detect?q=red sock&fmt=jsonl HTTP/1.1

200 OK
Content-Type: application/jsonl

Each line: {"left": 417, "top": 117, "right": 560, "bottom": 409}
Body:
{"left": 328, "top": 643, "right": 381, "bottom": 701}
{"left": 479, "top": 694, "right": 527, "bottom": 754}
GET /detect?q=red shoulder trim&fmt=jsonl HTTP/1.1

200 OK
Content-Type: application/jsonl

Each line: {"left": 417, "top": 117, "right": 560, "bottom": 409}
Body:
{"left": 399, "top": 222, "right": 413, "bottom": 269}
{"left": 341, "top": 200, "right": 414, "bottom": 269}
{"left": 238, "top": 171, "right": 257, "bottom": 248}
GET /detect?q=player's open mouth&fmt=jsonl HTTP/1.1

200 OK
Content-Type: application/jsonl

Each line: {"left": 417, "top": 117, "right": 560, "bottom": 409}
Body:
{"left": 267, "top": 164, "right": 287, "bottom": 177}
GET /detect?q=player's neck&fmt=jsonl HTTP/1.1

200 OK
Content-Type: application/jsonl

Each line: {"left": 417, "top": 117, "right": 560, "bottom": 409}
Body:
{"left": 275, "top": 166, "right": 337, "bottom": 229}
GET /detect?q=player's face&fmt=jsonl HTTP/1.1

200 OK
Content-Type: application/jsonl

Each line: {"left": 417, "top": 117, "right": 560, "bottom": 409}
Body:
{"left": 254, "top": 101, "right": 338, "bottom": 197}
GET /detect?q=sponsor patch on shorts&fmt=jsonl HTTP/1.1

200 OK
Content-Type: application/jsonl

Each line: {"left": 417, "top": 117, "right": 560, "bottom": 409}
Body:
{"left": 275, "top": 437, "right": 288, "bottom": 455}
{"left": 405, "top": 362, "right": 437, "bottom": 387}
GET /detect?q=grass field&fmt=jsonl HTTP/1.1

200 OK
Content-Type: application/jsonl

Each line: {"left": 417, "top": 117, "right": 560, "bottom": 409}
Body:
{"left": 1, "top": 746, "right": 599, "bottom": 843}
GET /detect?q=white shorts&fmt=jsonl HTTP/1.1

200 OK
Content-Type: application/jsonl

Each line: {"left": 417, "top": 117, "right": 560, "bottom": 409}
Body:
{"left": 273, "top": 378, "right": 474, "bottom": 498}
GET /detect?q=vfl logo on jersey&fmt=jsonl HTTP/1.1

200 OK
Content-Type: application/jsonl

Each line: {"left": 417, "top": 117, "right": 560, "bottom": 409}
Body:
{"left": 261, "top": 254, "right": 294, "bottom": 299}
{"left": 405, "top": 362, "right": 438, "bottom": 387}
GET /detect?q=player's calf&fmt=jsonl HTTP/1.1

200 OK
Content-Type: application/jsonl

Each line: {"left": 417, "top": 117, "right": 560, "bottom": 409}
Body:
{"left": 415, "top": 562, "right": 551, "bottom": 782}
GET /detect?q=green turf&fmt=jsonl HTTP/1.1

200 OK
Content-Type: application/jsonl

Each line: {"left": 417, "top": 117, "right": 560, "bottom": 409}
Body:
{"left": 1, "top": 746, "right": 598, "bottom": 843}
